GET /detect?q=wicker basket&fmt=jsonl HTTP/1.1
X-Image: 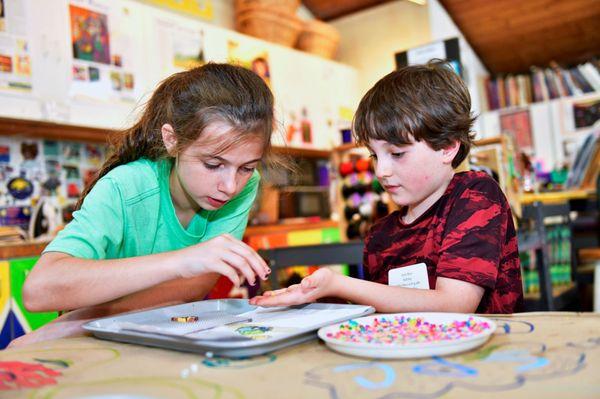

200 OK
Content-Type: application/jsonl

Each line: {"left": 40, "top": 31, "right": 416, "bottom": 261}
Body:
{"left": 296, "top": 19, "right": 340, "bottom": 59}
{"left": 234, "top": 0, "right": 300, "bottom": 14}
{"left": 236, "top": 6, "right": 303, "bottom": 48}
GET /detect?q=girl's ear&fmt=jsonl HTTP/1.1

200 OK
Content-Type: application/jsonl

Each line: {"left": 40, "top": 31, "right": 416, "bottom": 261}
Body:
{"left": 161, "top": 124, "right": 178, "bottom": 156}
{"left": 441, "top": 141, "right": 461, "bottom": 164}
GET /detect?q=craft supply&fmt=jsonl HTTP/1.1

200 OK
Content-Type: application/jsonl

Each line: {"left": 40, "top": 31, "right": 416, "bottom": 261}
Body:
{"left": 318, "top": 313, "right": 497, "bottom": 359}
{"left": 115, "top": 314, "right": 252, "bottom": 338}
{"left": 171, "top": 316, "right": 199, "bottom": 323}
{"left": 326, "top": 315, "right": 491, "bottom": 345}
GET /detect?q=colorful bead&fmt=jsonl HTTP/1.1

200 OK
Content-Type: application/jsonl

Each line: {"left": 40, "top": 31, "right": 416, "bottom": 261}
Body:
{"left": 326, "top": 316, "right": 491, "bottom": 345}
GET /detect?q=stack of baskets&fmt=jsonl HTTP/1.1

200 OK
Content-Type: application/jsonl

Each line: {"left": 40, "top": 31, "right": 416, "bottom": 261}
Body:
{"left": 297, "top": 19, "right": 340, "bottom": 60}
{"left": 235, "top": 0, "right": 303, "bottom": 48}
{"left": 234, "top": 0, "right": 340, "bottom": 60}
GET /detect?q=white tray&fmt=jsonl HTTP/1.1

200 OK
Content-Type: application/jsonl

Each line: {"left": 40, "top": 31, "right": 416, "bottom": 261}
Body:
{"left": 318, "top": 312, "right": 496, "bottom": 359}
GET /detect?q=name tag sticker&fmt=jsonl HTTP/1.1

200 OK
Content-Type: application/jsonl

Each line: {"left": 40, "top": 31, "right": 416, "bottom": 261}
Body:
{"left": 388, "top": 263, "right": 430, "bottom": 289}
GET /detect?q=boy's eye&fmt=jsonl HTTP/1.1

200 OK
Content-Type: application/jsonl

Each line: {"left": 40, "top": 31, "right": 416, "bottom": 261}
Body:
{"left": 391, "top": 152, "right": 405, "bottom": 158}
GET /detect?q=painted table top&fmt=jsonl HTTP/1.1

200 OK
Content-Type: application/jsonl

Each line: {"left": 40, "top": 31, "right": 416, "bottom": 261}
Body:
{"left": 1, "top": 312, "right": 599, "bottom": 399}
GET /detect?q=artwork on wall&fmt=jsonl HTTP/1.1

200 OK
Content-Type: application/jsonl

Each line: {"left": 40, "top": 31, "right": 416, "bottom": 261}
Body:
{"left": 395, "top": 37, "right": 462, "bottom": 78}
{"left": 140, "top": 0, "right": 213, "bottom": 21}
{"left": 0, "top": 0, "right": 5, "bottom": 32}
{"left": 154, "top": 18, "right": 206, "bottom": 77}
{"left": 68, "top": 0, "right": 142, "bottom": 102}
{"left": 500, "top": 109, "right": 534, "bottom": 152}
{"left": 0, "top": 136, "right": 107, "bottom": 232}
{"left": 70, "top": 4, "right": 111, "bottom": 64}
{"left": 0, "top": 0, "right": 32, "bottom": 92}
{"left": 227, "top": 39, "right": 271, "bottom": 87}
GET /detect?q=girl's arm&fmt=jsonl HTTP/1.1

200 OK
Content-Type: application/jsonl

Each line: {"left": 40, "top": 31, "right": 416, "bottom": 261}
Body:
{"left": 24, "top": 234, "right": 269, "bottom": 312}
{"left": 250, "top": 268, "right": 484, "bottom": 313}
{"left": 10, "top": 274, "right": 220, "bottom": 348}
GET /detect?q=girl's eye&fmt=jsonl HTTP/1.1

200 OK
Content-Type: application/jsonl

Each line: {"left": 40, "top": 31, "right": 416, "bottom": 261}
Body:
{"left": 204, "top": 163, "right": 220, "bottom": 170}
{"left": 240, "top": 166, "right": 256, "bottom": 174}
{"left": 392, "top": 152, "right": 405, "bottom": 158}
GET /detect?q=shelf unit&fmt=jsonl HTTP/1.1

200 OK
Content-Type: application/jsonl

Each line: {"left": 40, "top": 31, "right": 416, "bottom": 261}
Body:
{"left": 519, "top": 201, "right": 578, "bottom": 311}
{"left": 0, "top": 116, "right": 335, "bottom": 159}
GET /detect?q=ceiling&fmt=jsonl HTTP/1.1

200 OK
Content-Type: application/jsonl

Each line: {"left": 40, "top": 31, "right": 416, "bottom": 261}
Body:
{"left": 301, "top": 0, "right": 394, "bottom": 21}
{"left": 439, "top": 0, "right": 600, "bottom": 74}
{"left": 302, "top": 0, "right": 600, "bottom": 74}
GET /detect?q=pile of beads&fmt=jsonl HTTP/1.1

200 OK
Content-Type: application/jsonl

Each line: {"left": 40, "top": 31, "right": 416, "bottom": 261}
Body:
{"left": 326, "top": 316, "right": 492, "bottom": 345}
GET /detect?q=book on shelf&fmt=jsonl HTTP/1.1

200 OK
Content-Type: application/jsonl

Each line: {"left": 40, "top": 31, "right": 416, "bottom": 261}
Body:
{"left": 566, "top": 128, "right": 600, "bottom": 189}
{"left": 482, "top": 61, "right": 600, "bottom": 111}
{"left": 579, "top": 63, "right": 600, "bottom": 92}
{"left": 573, "top": 97, "right": 600, "bottom": 129}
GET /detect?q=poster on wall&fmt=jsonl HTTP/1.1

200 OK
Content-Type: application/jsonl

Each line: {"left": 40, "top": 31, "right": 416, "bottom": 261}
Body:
{"left": 68, "top": 0, "right": 142, "bottom": 103}
{"left": 500, "top": 109, "right": 533, "bottom": 152}
{"left": 139, "top": 0, "right": 213, "bottom": 21}
{"left": 395, "top": 37, "right": 462, "bottom": 78}
{"left": 0, "top": 0, "right": 32, "bottom": 92}
{"left": 154, "top": 18, "right": 206, "bottom": 78}
{"left": 227, "top": 39, "right": 271, "bottom": 88}
{"left": 0, "top": 136, "right": 107, "bottom": 233}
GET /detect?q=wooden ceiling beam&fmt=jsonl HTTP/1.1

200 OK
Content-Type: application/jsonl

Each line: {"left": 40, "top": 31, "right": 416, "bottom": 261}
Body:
{"left": 439, "top": 0, "right": 600, "bottom": 74}
{"left": 302, "top": 0, "right": 394, "bottom": 21}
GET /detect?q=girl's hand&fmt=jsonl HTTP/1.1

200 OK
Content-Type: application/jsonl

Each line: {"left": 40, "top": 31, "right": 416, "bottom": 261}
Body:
{"left": 249, "top": 268, "right": 336, "bottom": 307}
{"left": 177, "top": 234, "right": 270, "bottom": 287}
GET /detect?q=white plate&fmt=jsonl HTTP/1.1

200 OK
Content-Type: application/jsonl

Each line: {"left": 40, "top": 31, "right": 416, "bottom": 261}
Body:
{"left": 318, "top": 312, "right": 496, "bottom": 359}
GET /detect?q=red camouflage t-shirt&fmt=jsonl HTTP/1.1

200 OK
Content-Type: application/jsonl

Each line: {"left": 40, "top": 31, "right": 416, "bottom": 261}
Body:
{"left": 363, "top": 171, "right": 524, "bottom": 314}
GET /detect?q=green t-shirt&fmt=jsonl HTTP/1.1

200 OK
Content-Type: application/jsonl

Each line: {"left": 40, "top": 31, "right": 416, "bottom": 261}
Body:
{"left": 44, "top": 158, "right": 259, "bottom": 259}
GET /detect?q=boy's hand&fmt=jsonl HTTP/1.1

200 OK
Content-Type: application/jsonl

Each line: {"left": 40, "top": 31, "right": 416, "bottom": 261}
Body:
{"left": 249, "top": 268, "right": 337, "bottom": 307}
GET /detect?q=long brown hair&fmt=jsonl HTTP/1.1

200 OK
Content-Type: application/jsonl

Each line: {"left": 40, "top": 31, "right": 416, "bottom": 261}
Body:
{"left": 78, "top": 63, "right": 275, "bottom": 208}
{"left": 353, "top": 60, "right": 476, "bottom": 168}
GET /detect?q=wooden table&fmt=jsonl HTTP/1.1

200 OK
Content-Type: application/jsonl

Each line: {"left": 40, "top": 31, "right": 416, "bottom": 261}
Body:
{"left": 1, "top": 312, "right": 599, "bottom": 398}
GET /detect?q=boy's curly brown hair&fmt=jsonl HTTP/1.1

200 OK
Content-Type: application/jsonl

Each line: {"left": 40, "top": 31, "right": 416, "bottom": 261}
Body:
{"left": 353, "top": 60, "right": 476, "bottom": 168}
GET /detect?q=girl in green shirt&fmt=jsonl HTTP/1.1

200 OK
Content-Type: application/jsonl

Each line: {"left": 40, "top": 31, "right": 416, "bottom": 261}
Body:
{"left": 15, "top": 63, "right": 274, "bottom": 346}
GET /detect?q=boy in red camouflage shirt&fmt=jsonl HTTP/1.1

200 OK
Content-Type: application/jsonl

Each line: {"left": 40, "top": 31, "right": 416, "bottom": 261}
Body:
{"left": 251, "top": 61, "right": 523, "bottom": 314}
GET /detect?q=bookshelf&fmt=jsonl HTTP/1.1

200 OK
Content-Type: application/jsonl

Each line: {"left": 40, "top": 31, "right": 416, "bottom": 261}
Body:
{"left": 479, "top": 92, "right": 600, "bottom": 171}
{"left": 482, "top": 61, "right": 600, "bottom": 111}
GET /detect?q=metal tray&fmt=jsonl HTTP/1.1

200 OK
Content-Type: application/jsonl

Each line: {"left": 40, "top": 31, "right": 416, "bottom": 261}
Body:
{"left": 83, "top": 299, "right": 374, "bottom": 358}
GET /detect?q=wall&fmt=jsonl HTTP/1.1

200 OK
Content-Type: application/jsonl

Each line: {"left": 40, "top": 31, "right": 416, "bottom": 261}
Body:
{"left": 331, "top": 1, "right": 432, "bottom": 96}
{"left": 0, "top": 0, "right": 356, "bottom": 149}
{"left": 427, "top": 0, "right": 489, "bottom": 137}
{"left": 331, "top": 0, "right": 489, "bottom": 136}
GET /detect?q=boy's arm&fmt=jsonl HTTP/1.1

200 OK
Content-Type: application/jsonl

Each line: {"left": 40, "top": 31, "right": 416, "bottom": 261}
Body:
{"left": 330, "top": 274, "right": 484, "bottom": 313}
{"left": 250, "top": 268, "right": 484, "bottom": 313}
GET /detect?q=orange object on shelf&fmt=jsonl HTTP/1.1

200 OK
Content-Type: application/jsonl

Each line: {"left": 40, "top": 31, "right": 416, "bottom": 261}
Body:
{"left": 235, "top": 5, "right": 303, "bottom": 48}
{"left": 234, "top": 0, "right": 300, "bottom": 14}
{"left": 296, "top": 19, "right": 340, "bottom": 59}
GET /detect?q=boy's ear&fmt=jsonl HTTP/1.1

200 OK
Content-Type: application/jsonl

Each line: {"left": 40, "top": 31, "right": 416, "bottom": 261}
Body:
{"left": 441, "top": 141, "right": 461, "bottom": 164}
{"left": 161, "top": 123, "right": 178, "bottom": 156}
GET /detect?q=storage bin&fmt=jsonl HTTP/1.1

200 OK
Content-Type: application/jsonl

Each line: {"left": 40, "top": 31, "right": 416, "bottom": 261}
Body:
{"left": 235, "top": 5, "right": 302, "bottom": 48}
{"left": 297, "top": 19, "right": 340, "bottom": 59}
